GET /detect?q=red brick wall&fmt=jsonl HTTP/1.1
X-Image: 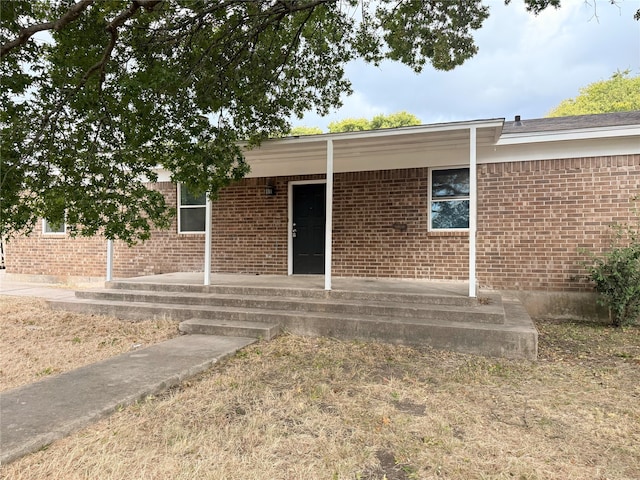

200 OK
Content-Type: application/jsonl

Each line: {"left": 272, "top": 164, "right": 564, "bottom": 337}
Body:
{"left": 477, "top": 155, "right": 639, "bottom": 291}
{"left": 4, "top": 182, "right": 206, "bottom": 279}
{"left": 112, "top": 182, "right": 205, "bottom": 277}
{"left": 5, "top": 155, "right": 639, "bottom": 291}
{"left": 210, "top": 177, "right": 289, "bottom": 274}
{"left": 3, "top": 223, "right": 107, "bottom": 279}
{"left": 332, "top": 169, "right": 468, "bottom": 279}
{"left": 208, "top": 170, "right": 469, "bottom": 279}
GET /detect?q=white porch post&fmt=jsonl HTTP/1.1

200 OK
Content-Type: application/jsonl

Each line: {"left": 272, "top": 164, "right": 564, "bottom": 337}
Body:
{"left": 469, "top": 127, "right": 477, "bottom": 298}
{"left": 324, "top": 139, "right": 334, "bottom": 291}
{"left": 106, "top": 239, "right": 114, "bottom": 282}
{"left": 204, "top": 193, "right": 212, "bottom": 286}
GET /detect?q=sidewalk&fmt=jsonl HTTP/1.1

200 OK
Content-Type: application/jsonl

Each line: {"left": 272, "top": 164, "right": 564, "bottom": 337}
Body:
{"left": 0, "top": 274, "right": 256, "bottom": 465}
{"left": 0, "top": 271, "right": 80, "bottom": 300}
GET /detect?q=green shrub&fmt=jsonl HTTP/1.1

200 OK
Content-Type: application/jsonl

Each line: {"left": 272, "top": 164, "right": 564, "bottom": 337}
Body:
{"left": 582, "top": 196, "right": 640, "bottom": 327}
{"left": 584, "top": 244, "right": 640, "bottom": 326}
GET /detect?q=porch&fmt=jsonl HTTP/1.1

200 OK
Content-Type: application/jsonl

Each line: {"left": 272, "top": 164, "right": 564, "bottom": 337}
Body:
{"left": 104, "top": 119, "right": 506, "bottom": 297}
{"left": 111, "top": 272, "right": 471, "bottom": 296}
{"left": 48, "top": 272, "right": 538, "bottom": 360}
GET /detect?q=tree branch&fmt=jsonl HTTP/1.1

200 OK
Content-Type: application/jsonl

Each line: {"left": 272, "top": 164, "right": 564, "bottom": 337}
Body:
{"left": 78, "top": 0, "right": 163, "bottom": 88}
{"left": 1, "top": 0, "right": 96, "bottom": 58}
{"left": 184, "top": 1, "right": 326, "bottom": 89}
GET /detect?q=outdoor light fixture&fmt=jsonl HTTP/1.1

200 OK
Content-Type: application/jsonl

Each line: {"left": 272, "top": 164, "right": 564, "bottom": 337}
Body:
{"left": 264, "top": 184, "right": 276, "bottom": 196}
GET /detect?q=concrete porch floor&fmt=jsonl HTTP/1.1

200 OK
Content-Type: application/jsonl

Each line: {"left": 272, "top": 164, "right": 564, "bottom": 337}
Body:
{"left": 118, "top": 272, "right": 472, "bottom": 297}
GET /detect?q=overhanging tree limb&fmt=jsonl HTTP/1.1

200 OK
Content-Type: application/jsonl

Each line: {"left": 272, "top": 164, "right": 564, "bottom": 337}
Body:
{"left": 1, "top": 0, "right": 95, "bottom": 58}
{"left": 78, "top": 0, "right": 162, "bottom": 88}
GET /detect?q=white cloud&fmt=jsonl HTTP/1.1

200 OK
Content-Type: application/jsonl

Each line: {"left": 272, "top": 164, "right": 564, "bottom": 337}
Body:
{"left": 293, "top": 0, "right": 640, "bottom": 130}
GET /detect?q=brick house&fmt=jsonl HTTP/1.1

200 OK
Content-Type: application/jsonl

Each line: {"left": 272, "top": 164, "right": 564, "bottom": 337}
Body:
{"left": 4, "top": 111, "right": 639, "bottom": 316}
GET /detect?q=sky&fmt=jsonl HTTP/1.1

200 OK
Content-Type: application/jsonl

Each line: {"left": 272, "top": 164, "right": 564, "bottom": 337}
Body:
{"left": 293, "top": 0, "right": 640, "bottom": 130}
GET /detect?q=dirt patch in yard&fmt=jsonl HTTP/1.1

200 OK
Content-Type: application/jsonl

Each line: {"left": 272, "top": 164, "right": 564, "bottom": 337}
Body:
{"left": 2, "top": 299, "right": 639, "bottom": 479}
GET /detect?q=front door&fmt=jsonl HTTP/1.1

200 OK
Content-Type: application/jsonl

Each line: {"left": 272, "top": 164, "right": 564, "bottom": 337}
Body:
{"left": 292, "top": 183, "right": 325, "bottom": 274}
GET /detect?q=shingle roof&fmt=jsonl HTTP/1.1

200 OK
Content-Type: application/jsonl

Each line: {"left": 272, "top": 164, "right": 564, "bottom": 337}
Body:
{"left": 502, "top": 110, "right": 640, "bottom": 134}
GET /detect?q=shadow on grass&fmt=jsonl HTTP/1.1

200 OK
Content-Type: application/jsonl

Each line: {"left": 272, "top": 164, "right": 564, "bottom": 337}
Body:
{"left": 535, "top": 316, "right": 640, "bottom": 363}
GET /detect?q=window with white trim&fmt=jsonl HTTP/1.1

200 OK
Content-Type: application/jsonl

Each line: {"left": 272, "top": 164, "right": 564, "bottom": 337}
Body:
{"left": 178, "top": 183, "right": 206, "bottom": 233}
{"left": 429, "top": 168, "right": 470, "bottom": 230}
{"left": 43, "top": 218, "right": 66, "bottom": 235}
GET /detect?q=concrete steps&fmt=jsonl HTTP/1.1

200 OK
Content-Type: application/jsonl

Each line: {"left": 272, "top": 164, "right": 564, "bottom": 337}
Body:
{"left": 47, "top": 279, "right": 538, "bottom": 359}
{"left": 178, "top": 318, "right": 278, "bottom": 340}
{"left": 74, "top": 289, "right": 505, "bottom": 324}
{"left": 49, "top": 297, "right": 281, "bottom": 340}
{"left": 104, "top": 280, "right": 482, "bottom": 306}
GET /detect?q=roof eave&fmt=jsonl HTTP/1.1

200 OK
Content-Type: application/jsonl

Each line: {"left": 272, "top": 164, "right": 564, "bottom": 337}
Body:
{"left": 248, "top": 118, "right": 505, "bottom": 147}
{"left": 498, "top": 124, "right": 640, "bottom": 145}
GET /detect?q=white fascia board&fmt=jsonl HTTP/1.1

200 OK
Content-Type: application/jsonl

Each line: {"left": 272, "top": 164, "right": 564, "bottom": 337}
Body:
{"left": 155, "top": 168, "right": 172, "bottom": 182}
{"left": 249, "top": 118, "right": 504, "bottom": 147}
{"left": 497, "top": 125, "right": 640, "bottom": 145}
{"left": 324, "top": 118, "right": 504, "bottom": 141}
{"left": 478, "top": 135, "right": 640, "bottom": 164}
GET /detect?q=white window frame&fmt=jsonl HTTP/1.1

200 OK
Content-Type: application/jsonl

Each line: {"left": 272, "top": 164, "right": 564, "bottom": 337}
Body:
{"left": 177, "top": 183, "right": 207, "bottom": 234}
{"left": 42, "top": 218, "right": 66, "bottom": 235}
{"left": 428, "top": 167, "right": 470, "bottom": 232}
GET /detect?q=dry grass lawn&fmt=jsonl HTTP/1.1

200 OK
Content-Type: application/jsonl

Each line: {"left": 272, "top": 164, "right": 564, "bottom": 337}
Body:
{"left": 1, "top": 297, "right": 639, "bottom": 479}
{"left": 0, "top": 296, "right": 179, "bottom": 391}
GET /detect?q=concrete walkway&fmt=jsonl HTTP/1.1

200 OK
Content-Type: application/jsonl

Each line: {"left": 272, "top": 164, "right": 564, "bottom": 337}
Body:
{"left": 0, "top": 273, "right": 256, "bottom": 465}
{"left": 1, "top": 334, "right": 255, "bottom": 465}
{"left": 0, "top": 272, "right": 80, "bottom": 301}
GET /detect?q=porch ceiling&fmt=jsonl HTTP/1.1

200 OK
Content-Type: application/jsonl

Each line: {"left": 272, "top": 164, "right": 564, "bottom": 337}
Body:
{"left": 244, "top": 119, "right": 504, "bottom": 178}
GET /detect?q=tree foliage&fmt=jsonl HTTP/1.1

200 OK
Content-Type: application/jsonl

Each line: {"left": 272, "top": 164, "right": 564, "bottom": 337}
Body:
{"left": 327, "top": 111, "right": 421, "bottom": 133}
{"left": 547, "top": 70, "right": 640, "bottom": 117}
{"left": 1, "top": 0, "right": 568, "bottom": 243}
{"left": 289, "top": 126, "right": 324, "bottom": 136}
{"left": 328, "top": 117, "right": 372, "bottom": 133}
{"left": 370, "top": 111, "right": 422, "bottom": 130}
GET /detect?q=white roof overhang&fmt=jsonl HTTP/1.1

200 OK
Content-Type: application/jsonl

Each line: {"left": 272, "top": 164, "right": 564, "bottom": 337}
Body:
{"left": 484, "top": 124, "right": 640, "bottom": 164}
{"left": 497, "top": 124, "right": 640, "bottom": 145}
{"left": 244, "top": 118, "right": 504, "bottom": 178}
{"left": 154, "top": 117, "right": 638, "bottom": 182}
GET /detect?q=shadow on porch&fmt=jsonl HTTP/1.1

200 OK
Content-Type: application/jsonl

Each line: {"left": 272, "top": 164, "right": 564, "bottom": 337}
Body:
{"left": 48, "top": 272, "right": 538, "bottom": 360}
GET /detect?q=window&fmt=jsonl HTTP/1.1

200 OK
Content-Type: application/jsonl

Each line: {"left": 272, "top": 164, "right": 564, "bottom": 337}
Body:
{"left": 178, "top": 183, "right": 206, "bottom": 233}
{"left": 43, "top": 218, "right": 66, "bottom": 235}
{"left": 430, "top": 168, "right": 470, "bottom": 230}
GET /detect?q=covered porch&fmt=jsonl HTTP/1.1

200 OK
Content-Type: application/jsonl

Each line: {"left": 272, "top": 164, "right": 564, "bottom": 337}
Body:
{"left": 105, "top": 118, "right": 505, "bottom": 298}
